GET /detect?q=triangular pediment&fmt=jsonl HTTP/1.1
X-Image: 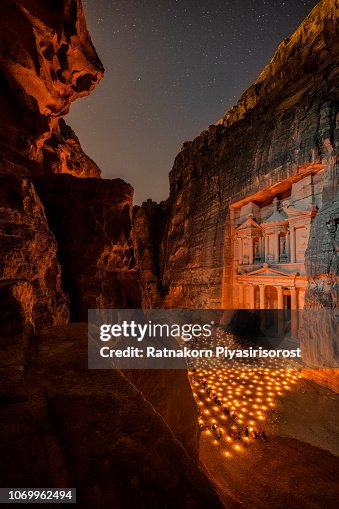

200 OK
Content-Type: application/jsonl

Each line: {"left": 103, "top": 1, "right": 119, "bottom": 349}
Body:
{"left": 242, "top": 263, "right": 295, "bottom": 277}
{"left": 237, "top": 217, "right": 261, "bottom": 230}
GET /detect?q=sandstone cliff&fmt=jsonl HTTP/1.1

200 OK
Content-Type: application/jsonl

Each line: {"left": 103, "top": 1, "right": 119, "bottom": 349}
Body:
{"left": 0, "top": 176, "right": 69, "bottom": 329}
{"left": 216, "top": 0, "right": 339, "bottom": 130}
{"left": 1, "top": 0, "right": 338, "bottom": 503}
{"left": 0, "top": 0, "right": 103, "bottom": 177}
{"left": 300, "top": 193, "right": 339, "bottom": 391}
{"left": 34, "top": 174, "right": 143, "bottom": 321}
{"left": 0, "top": 280, "right": 34, "bottom": 401}
{"left": 155, "top": 0, "right": 339, "bottom": 394}
{"left": 132, "top": 199, "right": 168, "bottom": 308}
{"left": 0, "top": 0, "right": 145, "bottom": 326}
{"left": 159, "top": 0, "right": 339, "bottom": 312}
{"left": 0, "top": 2, "right": 213, "bottom": 505}
{"left": 42, "top": 119, "right": 101, "bottom": 177}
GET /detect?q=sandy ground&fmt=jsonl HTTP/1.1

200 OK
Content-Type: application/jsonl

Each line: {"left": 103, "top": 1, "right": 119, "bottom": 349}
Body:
{"left": 198, "top": 378, "right": 339, "bottom": 509}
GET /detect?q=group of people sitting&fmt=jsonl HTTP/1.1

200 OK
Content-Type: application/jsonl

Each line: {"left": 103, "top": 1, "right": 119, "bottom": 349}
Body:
{"left": 193, "top": 373, "right": 268, "bottom": 446}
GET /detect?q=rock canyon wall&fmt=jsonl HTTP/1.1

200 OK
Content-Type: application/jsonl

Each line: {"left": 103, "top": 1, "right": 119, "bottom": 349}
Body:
{"left": 34, "top": 174, "right": 142, "bottom": 321}
{"left": 0, "top": 0, "right": 338, "bottom": 502}
{"left": 0, "top": 0, "right": 142, "bottom": 328}
{"left": 156, "top": 0, "right": 339, "bottom": 390}
{"left": 159, "top": 0, "right": 339, "bottom": 311}
{"left": 0, "top": 1, "right": 216, "bottom": 505}
{"left": 0, "top": 0, "right": 104, "bottom": 177}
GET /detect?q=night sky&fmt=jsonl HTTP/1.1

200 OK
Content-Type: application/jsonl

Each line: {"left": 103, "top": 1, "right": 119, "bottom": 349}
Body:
{"left": 67, "top": 0, "right": 319, "bottom": 204}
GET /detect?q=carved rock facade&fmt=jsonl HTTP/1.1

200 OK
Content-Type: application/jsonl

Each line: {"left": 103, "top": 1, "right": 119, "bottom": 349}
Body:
{"left": 156, "top": 0, "right": 339, "bottom": 389}
{"left": 158, "top": 0, "right": 338, "bottom": 314}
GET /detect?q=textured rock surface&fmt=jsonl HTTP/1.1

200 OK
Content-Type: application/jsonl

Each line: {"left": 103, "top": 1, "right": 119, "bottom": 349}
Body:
{"left": 132, "top": 200, "right": 167, "bottom": 308}
{"left": 301, "top": 369, "right": 339, "bottom": 393}
{"left": 0, "top": 176, "right": 69, "bottom": 329}
{"left": 42, "top": 119, "right": 101, "bottom": 177}
{"left": 34, "top": 174, "right": 143, "bottom": 321}
{"left": 0, "top": 324, "right": 224, "bottom": 509}
{"left": 0, "top": 0, "right": 103, "bottom": 176}
{"left": 123, "top": 369, "right": 200, "bottom": 461}
{"left": 216, "top": 0, "right": 339, "bottom": 131}
{"left": 0, "top": 2, "right": 221, "bottom": 505}
{"left": 305, "top": 197, "right": 339, "bottom": 284}
{"left": 158, "top": 0, "right": 339, "bottom": 311}
{"left": 301, "top": 195, "right": 339, "bottom": 391}
{"left": 0, "top": 280, "right": 33, "bottom": 401}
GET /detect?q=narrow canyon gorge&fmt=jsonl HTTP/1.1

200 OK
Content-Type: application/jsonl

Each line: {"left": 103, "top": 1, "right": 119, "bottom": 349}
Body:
{"left": 0, "top": 0, "right": 338, "bottom": 507}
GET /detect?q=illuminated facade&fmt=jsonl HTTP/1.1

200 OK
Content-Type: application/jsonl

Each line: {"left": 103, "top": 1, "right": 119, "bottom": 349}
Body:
{"left": 230, "top": 170, "right": 323, "bottom": 336}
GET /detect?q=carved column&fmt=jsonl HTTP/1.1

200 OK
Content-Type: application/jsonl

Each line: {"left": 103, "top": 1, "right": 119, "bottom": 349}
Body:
{"left": 238, "top": 238, "right": 243, "bottom": 264}
{"left": 265, "top": 235, "right": 269, "bottom": 262}
{"left": 259, "top": 284, "right": 266, "bottom": 331}
{"left": 289, "top": 227, "right": 296, "bottom": 263}
{"left": 249, "top": 285, "right": 255, "bottom": 309}
{"left": 276, "top": 286, "right": 283, "bottom": 308}
{"left": 259, "top": 237, "right": 264, "bottom": 261}
{"left": 290, "top": 287, "right": 297, "bottom": 309}
{"left": 259, "top": 285, "right": 266, "bottom": 310}
{"left": 249, "top": 237, "right": 254, "bottom": 264}
{"left": 286, "top": 231, "right": 290, "bottom": 260}
{"left": 238, "top": 284, "right": 244, "bottom": 308}
{"left": 274, "top": 231, "right": 280, "bottom": 263}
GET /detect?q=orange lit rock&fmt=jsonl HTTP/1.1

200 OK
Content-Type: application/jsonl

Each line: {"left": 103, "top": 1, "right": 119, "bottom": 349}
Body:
{"left": 42, "top": 119, "right": 101, "bottom": 178}
{"left": 0, "top": 0, "right": 104, "bottom": 177}
{"left": 158, "top": 0, "right": 339, "bottom": 313}
{"left": 0, "top": 176, "right": 69, "bottom": 329}
{"left": 301, "top": 369, "right": 339, "bottom": 394}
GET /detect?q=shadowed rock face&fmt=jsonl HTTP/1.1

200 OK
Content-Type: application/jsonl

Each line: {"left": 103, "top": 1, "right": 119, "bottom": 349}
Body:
{"left": 34, "top": 174, "right": 143, "bottom": 321}
{"left": 0, "top": 0, "right": 104, "bottom": 176}
{"left": 0, "top": 176, "right": 69, "bottom": 329}
{"left": 132, "top": 200, "right": 167, "bottom": 308}
{"left": 0, "top": 280, "right": 33, "bottom": 401}
{"left": 123, "top": 369, "right": 200, "bottom": 462}
{"left": 216, "top": 0, "right": 339, "bottom": 130}
{"left": 0, "top": 324, "right": 224, "bottom": 509}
